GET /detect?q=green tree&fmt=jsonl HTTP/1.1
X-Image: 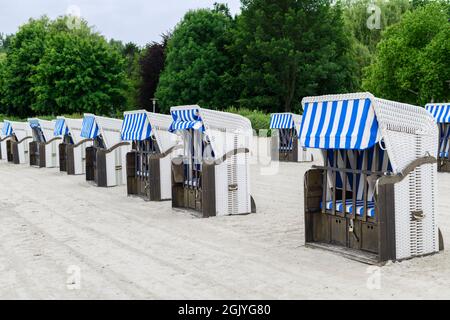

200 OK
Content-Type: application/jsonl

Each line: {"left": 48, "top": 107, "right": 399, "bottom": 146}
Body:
{"left": 232, "top": 0, "right": 357, "bottom": 113}
{"left": 155, "top": 5, "right": 235, "bottom": 112}
{"left": 343, "top": 0, "right": 411, "bottom": 53}
{"left": 30, "top": 17, "right": 129, "bottom": 116}
{"left": 1, "top": 17, "right": 50, "bottom": 117}
{"left": 363, "top": 2, "right": 450, "bottom": 105}
{"left": 138, "top": 35, "right": 169, "bottom": 111}
{"left": 0, "top": 33, "right": 13, "bottom": 53}
{"left": 121, "top": 42, "right": 142, "bottom": 111}
{"left": 0, "top": 54, "right": 6, "bottom": 114}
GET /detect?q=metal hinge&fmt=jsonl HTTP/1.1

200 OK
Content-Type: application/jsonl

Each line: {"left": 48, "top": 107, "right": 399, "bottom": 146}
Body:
{"left": 412, "top": 211, "right": 425, "bottom": 221}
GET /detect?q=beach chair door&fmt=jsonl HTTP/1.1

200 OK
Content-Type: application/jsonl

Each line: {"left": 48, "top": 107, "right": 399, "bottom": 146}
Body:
{"left": 85, "top": 146, "right": 96, "bottom": 181}
{"left": 6, "top": 140, "right": 13, "bottom": 162}
{"left": 182, "top": 130, "right": 203, "bottom": 212}
{"left": 38, "top": 143, "right": 46, "bottom": 167}
{"left": 29, "top": 141, "right": 38, "bottom": 166}
{"left": 59, "top": 143, "right": 67, "bottom": 172}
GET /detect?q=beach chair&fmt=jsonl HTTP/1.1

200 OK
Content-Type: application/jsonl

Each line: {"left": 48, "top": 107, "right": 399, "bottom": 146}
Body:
{"left": 0, "top": 122, "right": 6, "bottom": 161}
{"left": 54, "top": 117, "right": 93, "bottom": 175}
{"left": 121, "top": 110, "right": 181, "bottom": 201}
{"left": 425, "top": 103, "right": 450, "bottom": 172}
{"left": 169, "top": 105, "right": 256, "bottom": 217}
{"left": 4, "top": 121, "right": 32, "bottom": 164}
{"left": 300, "top": 92, "right": 443, "bottom": 264}
{"left": 1, "top": 121, "right": 13, "bottom": 162}
{"left": 81, "top": 114, "right": 131, "bottom": 187}
{"left": 28, "top": 118, "right": 61, "bottom": 168}
{"left": 270, "top": 113, "right": 313, "bottom": 162}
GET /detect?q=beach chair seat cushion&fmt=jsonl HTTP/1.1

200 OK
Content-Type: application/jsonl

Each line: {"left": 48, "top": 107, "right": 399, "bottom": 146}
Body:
{"left": 280, "top": 145, "right": 293, "bottom": 151}
{"left": 440, "top": 151, "right": 449, "bottom": 158}
{"left": 321, "top": 200, "right": 375, "bottom": 217}
{"left": 137, "top": 171, "right": 149, "bottom": 177}
{"left": 185, "top": 178, "right": 200, "bottom": 187}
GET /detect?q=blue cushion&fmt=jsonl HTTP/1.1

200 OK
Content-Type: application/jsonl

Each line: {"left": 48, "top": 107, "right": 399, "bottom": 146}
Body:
{"left": 321, "top": 200, "right": 375, "bottom": 218}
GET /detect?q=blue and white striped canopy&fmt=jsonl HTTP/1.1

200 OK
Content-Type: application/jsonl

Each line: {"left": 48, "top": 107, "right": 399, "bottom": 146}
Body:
{"left": 426, "top": 103, "right": 450, "bottom": 123}
{"left": 81, "top": 115, "right": 99, "bottom": 139}
{"left": 29, "top": 119, "right": 41, "bottom": 129}
{"left": 270, "top": 113, "right": 295, "bottom": 129}
{"left": 121, "top": 112, "right": 152, "bottom": 141}
{"left": 2, "top": 121, "right": 12, "bottom": 136}
{"left": 54, "top": 118, "right": 69, "bottom": 136}
{"left": 299, "top": 98, "right": 380, "bottom": 150}
{"left": 169, "top": 109, "right": 204, "bottom": 132}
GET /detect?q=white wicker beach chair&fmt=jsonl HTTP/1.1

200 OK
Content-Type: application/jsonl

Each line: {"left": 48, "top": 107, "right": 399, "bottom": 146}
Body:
{"left": 27, "top": 118, "right": 61, "bottom": 168}
{"left": 1, "top": 121, "right": 13, "bottom": 162}
{"left": 3, "top": 120, "right": 33, "bottom": 164}
{"left": 80, "top": 113, "right": 131, "bottom": 187}
{"left": 121, "top": 110, "right": 180, "bottom": 201}
{"left": 425, "top": 103, "right": 450, "bottom": 172}
{"left": 0, "top": 122, "right": 6, "bottom": 161}
{"left": 169, "top": 105, "right": 256, "bottom": 217}
{"left": 300, "top": 92, "right": 442, "bottom": 264}
{"left": 54, "top": 117, "right": 93, "bottom": 175}
{"left": 270, "top": 112, "right": 313, "bottom": 162}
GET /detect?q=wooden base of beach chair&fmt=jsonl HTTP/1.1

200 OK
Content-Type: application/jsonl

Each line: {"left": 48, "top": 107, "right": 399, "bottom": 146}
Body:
{"left": 11, "top": 141, "right": 20, "bottom": 164}
{"left": 304, "top": 168, "right": 395, "bottom": 264}
{"left": 126, "top": 151, "right": 162, "bottom": 201}
{"left": 171, "top": 154, "right": 255, "bottom": 218}
{"left": 59, "top": 143, "right": 68, "bottom": 172}
{"left": 85, "top": 146, "right": 106, "bottom": 187}
{"left": 271, "top": 131, "right": 312, "bottom": 162}
{"left": 85, "top": 146, "right": 96, "bottom": 182}
{"left": 304, "top": 167, "right": 443, "bottom": 264}
{"left": 66, "top": 145, "right": 76, "bottom": 175}
{"left": 6, "top": 140, "right": 14, "bottom": 163}
{"left": 271, "top": 132, "right": 298, "bottom": 162}
{"left": 171, "top": 160, "right": 216, "bottom": 218}
{"left": 86, "top": 144, "right": 128, "bottom": 187}
{"left": 29, "top": 141, "right": 46, "bottom": 168}
{"left": 438, "top": 158, "right": 450, "bottom": 172}
{"left": 95, "top": 149, "right": 107, "bottom": 187}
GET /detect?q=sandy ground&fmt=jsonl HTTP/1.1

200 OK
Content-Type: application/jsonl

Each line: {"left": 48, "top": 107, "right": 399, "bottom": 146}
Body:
{"left": 1, "top": 154, "right": 450, "bottom": 299}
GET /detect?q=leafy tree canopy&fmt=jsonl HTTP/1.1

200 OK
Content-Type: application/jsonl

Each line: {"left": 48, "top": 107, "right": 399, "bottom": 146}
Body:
{"left": 363, "top": 2, "right": 450, "bottom": 105}
{"left": 232, "top": 0, "right": 357, "bottom": 113}
{"left": 343, "top": 0, "right": 411, "bottom": 53}
{"left": 1, "top": 17, "right": 50, "bottom": 117}
{"left": 30, "top": 17, "right": 128, "bottom": 116}
{"left": 138, "top": 34, "right": 169, "bottom": 111}
{"left": 155, "top": 5, "right": 235, "bottom": 112}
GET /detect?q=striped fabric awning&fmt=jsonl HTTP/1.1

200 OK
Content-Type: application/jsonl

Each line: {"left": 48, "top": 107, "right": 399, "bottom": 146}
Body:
{"left": 426, "top": 103, "right": 450, "bottom": 123}
{"left": 2, "top": 121, "right": 12, "bottom": 136}
{"left": 81, "top": 115, "right": 99, "bottom": 139}
{"left": 29, "top": 119, "right": 41, "bottom": 129}
{"left": 54, "top": 118, "right": 69, "bottom": 136}
{"left": 169, "top": 109, "right": 204, "bottom": 132}
{"left": 270, "top": 113, "right": 295, "bottom": 129}
{"left": 121, "top": 112, "right": 152, "bottom": 141}
{"left": 299, "top": 97, "right": 380, "bottom": 150}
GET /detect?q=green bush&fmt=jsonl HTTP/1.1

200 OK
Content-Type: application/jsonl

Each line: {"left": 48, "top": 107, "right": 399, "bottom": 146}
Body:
{"left": 0, "top": 113, "right": 83, "bottom": 122}
{"left": 0, "top": 114, "right": 24, "bottom": 122}
{"left": 225, "top": 107, "right": 271, "bottom": 133}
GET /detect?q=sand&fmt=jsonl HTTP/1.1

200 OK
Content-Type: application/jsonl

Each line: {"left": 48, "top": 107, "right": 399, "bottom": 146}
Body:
{"left": 1, "top": 149, "right": 450, "bottom": 299}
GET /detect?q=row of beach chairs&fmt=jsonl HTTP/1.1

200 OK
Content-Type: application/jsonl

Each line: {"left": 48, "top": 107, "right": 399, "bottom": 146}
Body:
{"left": 0, "top": 92, "right": 448, "bottom": 265}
